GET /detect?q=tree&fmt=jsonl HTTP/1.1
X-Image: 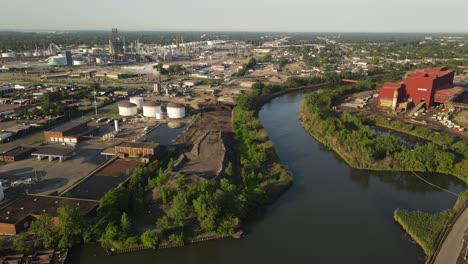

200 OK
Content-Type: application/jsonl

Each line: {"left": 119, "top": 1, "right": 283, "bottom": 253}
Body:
{"left": 120, "top": 212, "right": 132, "bottom": 238}
{"left": 167, "top": 158, "right": 175, "bottom": 171}
{"left": 140, "top": 230, "right": 159, "bottom": 247}
{"left": 100, "top": 223, "right": 118, "bottom": 248}
{"left": 166, "top": 192, "right": 188, "bottom": 227}
{"left": 30, "top": 213, "right": 57, "bottom": 249}
{"left": 224, "top": 162, "right": 233, "bottom": 177}
{"left": 13, "top": 233, "right": 31, "bottom": 252}
{"left": 57, "top": 205, "right": 83, "bottom": 248}
{"left": 193, "top": 192, "right": 219, "bottom": 232}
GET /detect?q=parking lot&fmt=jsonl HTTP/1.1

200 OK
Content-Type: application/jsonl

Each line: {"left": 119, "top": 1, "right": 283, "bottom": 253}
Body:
{"left": 0, "top": 140, "right": 115, "bottom": 195}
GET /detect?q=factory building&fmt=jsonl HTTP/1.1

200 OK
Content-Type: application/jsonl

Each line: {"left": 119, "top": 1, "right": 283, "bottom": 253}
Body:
{"left": 44, "top": 121, "right": 97, "bottom": 143}
{"left": 378, "top": 67, "right": 463, "bottom": 110}
{"left": 0, "top": 195, "right": 97, "bottom": 235}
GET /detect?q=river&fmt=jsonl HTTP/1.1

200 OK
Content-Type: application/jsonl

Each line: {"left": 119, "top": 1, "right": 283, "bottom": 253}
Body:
{"left": 70, "top": 91, "right": 465, "bottom": 263}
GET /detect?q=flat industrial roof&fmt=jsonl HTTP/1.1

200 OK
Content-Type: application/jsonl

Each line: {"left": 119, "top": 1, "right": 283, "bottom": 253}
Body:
{"left": 117, "top": 141, "right": 159, "bottom": 149}
{"left": 31, "top": 146, "right": 75, "bottom": 157}
{"left": 47, "top": 121, "right": 85, "bottom": 133}
{"left": 1, "top": 146, "right": 35, "bottom": 156}
{"left": 0, "top": 195, "right": 98, "bottom": 224}
{"left": 435, "top": 86, "right": 465, "bottom": 97}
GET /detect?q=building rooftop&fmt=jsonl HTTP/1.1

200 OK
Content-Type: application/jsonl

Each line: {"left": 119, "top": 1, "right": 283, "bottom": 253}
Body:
{"left": 118, "top": 102, "right": 137, "bottom": 108}
{"left": 381, "top": 82, "right": 404, "bottom": 90}
{"left": 0, "top": 195, "right": 98, "bottom": 224}
{"left": 408, "top": 66, "right": 454, "bottom": 80}
{"left": 32, "top": 146, "right": 75, "bottom": 157}
{"left": 434, "top": 86, "right": 465, "bottom": 97}
{"left": 1, "top": 146, "right": 35, "bottom": 156}
{"left": 117, "top": 141, "right": 159, "bottom": 149}
{"left": 47, "top": 121, "right": 85, "bottom": 133}
{"left": 167, "top": 102, "right": 184, "bottom": 108}
{"left": 143, "top": 101, "right": 161, "bottom": 107}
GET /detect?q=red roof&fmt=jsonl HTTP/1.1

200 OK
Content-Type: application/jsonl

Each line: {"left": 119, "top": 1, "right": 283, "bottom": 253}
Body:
{"left": 380, "top": 82, "right": 404, "bottom": 91}
{"left": 408, "top": 66, "right": 454, "bottom": 80}
{"left": 434, "top": 86, "right": 464, "bottom": 97}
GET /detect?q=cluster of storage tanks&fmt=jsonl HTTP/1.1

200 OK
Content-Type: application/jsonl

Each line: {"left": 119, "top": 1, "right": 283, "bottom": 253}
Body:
{"left": 118, "top": 96, "right": 185, "bottom": 119}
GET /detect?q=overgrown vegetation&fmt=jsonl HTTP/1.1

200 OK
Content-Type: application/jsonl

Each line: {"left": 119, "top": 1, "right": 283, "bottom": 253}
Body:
{"left": 393, "top": 209, "right": 455, "bottom": 255}
{"left": 300, "top": 81, "right": 468, "bottom": 182}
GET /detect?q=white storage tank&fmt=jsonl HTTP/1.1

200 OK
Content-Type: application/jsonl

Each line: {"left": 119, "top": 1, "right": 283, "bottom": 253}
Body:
{"left": 167, "top": 103, "right": 185, "bottom": 119}
{"left": 130, "top": 96, "right": 144, "bottom": 109}
{"left": 143, "top": 101, "right": 162, "bottom": 117}
{"left": 118, "top": 102, "right": 138, "bottom": 116}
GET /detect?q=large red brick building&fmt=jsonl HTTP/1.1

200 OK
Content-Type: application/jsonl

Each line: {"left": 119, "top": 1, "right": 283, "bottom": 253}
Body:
{"left": 44, "top": 121, "right": 98, "bottom": 144}
{"left": 378, "top": 67, "right": 464, "bottom": 110}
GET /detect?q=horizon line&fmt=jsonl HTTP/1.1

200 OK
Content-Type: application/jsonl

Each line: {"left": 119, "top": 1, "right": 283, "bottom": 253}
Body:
{"left": 0, "top": 29, "right": 467, "bottom": 34}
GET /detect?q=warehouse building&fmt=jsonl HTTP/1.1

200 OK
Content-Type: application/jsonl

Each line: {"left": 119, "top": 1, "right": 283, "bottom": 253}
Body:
{"left": 31, "top": 146, "right": 77, "bottom": 162}
{"left": 0, "top": 146, "right": 35, "bottom": 162}
{"left": 44, "top": 121, "right": 98, "bottom": 143}
{"left": 378, "top": 67, "right": 464, "bottom": 110}
{"left": 102, "top": 142, "right": 162, "bottom": 162}
{"left": 115, "top": 142, "right": 160, "bottom": 158}
{"left": 0, "top": 195, "right": 98, "bottom": 235}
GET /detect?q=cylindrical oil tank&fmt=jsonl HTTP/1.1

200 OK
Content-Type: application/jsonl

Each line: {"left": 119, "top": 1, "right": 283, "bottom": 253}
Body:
{"left": 130, "top": 96, "right": 144, "bottom": 109}
{"left": 167, "top": 103, "right": 185, "bottom": 119}
{"left": 143, "top": 101, "right": 162, "bottom": 117}
{"left": 118, "top": 102, "right": 137, "bottom": 116}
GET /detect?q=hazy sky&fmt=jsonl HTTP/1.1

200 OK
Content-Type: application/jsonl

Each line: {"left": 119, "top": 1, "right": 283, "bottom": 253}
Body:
{"left": 1, "top": 0, "right": 467, "bottom": 32}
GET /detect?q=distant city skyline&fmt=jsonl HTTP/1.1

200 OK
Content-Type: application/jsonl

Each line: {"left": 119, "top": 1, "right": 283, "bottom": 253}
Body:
{"left": 1, "top": 0, "right": 467, "bottom": 33}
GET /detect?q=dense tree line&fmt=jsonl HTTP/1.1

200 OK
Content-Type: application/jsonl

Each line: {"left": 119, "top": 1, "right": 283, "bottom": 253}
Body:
{"left": 301, "top": 82, "right": 468, "bottom": 182}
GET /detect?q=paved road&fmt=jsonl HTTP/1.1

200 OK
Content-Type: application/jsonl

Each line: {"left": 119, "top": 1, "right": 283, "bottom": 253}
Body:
{"left": 434, "top": 206, "right": 468, "bottom": 264}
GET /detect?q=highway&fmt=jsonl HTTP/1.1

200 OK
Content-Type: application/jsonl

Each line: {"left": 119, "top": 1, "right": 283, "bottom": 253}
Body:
{"left": 434, "top": 205, "right": 468, "bottom": 264}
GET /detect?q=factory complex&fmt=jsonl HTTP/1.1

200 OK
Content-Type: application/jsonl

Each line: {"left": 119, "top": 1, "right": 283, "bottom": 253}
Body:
{"left": 378, "top": 67, "right": 465, "bottom": 111}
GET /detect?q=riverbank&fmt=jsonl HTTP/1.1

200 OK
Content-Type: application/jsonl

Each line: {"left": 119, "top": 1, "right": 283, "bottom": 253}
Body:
{"left": 394, "top": 192, "right": 468, "bottom": 257}
{"left": 298, "top": 84, "right": 468, "bottom": 258}
{"left": 69, "top": 88, "right": 462, "bottom": 264}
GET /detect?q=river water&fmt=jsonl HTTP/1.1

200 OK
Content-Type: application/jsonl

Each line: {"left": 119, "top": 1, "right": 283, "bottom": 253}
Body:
{"left": 70, "top": 91, "right": 465, "bottom": 263}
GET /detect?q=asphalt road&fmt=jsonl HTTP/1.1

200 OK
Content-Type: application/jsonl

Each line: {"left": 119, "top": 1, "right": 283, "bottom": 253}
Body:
{"left": 434, "top": 206, "right": 468, "bottom": 264}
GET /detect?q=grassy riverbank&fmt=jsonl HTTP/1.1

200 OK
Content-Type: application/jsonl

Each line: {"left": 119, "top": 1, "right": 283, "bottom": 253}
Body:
{"left": 394, "top": 191, "right": 468, "bottom": 255}
{"left": 299, "top": 84, "right": 468, "bottom": 182}
{"left": 394, "top": 209, "right": 455, "bottom": 255}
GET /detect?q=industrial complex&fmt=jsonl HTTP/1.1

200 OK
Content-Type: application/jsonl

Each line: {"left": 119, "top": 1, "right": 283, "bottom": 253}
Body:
{"left": 0, "top": 29, "right": 466, "bottom": 263}
{"left": 378, "top": 67, "right": 464, "bottom": 111}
